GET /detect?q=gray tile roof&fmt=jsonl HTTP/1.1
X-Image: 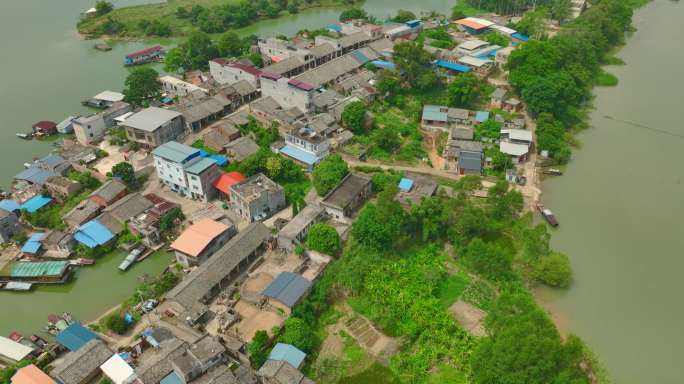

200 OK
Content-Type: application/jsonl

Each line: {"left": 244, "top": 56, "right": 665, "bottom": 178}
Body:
{"left": 257, "top": 360, "right": 313, "bottom": 384}
{"left": 89, "top": 179, "right": 127, "bottom": 203}
{"left": 321, "top": 173, "right": 371, "bottom": 211}
{"left": 124, "top": 107, "right": 182, "bottom": 132}
{"left": 166, "top": 222, "right": 271, "bottom": 313}
{"left": 310, "top": 43, "right": 336, "bottom": 58}
{"left": 458, "top": 150, "right": 484, "bottom": 172}
{"left": 52, "top": 339, "right": 112, "bottom": 384}
{"left": 224, "top": 137, "right": 259, "bottom": 162}
{"left": 294, "top": 50, "right": 374, "bottom": 88}
{"left": 278, "top": 204, "right": 324, "bottom": 242}
{"left": 184, "top": 158, "right": 217, "bottom": 175}
{"left": 262, "top": 56, "right": 305, "bottom": 76}
{"left": 136, "top": 339, "right": 186, "bottom": 384}
{"left": 339, "top": 32, "right": 370, "bottom": 48}
{"left": 101, "top": 193, "right": 153, "bottom": 229}
{"left": 262, "top": 272, "right": 311, "bottom": 308}
{"left": 64, "top": 199, "right": 101, "bottom": 226}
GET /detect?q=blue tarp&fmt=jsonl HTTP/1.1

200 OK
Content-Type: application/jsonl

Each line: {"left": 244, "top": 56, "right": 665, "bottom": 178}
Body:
{"left": 511, "top": 33, "right": 529, "bottom": 42}
{"left": 160, "top": 372, "right": 184, "bottom": 384}
{"left": 208, "top": 155, "right": 227, "bottom": 166}
{"left": 351, "top": 50, "right": 370, "bottom": 65}
{"left": 199, "top": 149, "right": 210, "bottom": 157}
{"left": 475, "top": 111, "right": 490, "bottom": 123}
{"left": 370, "top": 60, "right": 396, "bottom": 70}
{"left": 0, "top": 199, "right": 20, "bottom": 213}
{"left": 21, "top": 240, "right": 42, "bottom": 254}
{"left": 398, "top": 178, "right": 414, "bottom": 192}
{"left": 20, "top": 195, "right": 53, "bottom": 213}
{"left": 269, "top": 343, "right": 307, "bottom": 369}
{"left": 75, "top": 220, "right": 114, "bottom": 248}
{"left": 14, "top": 167, "right": 58, "bottom": 185}
{"left": 279, "top": 145, "right": 320, "bottom": 167}
{"left": 327, "top": 24, "right": 342, "bottom": 33}
{"left": 56, "top": 323, "right": 97, "bottom": 352}
{"left": 435, "top": 60, "right": 471, "bottom": 73}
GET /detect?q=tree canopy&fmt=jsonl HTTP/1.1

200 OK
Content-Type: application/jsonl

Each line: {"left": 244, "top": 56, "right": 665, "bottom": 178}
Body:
{"left": 312, "top": 154, "right": 349, "bottom": 196}
{"left": 392, "top": 41, "right": 438, "bottom": 91}
{"left": 111, "top": 162, "right": 136, "bottom": 188}
{"left": 164, "top": 31, "right": 219, "bottom": 72}
{"left": 339, "top": 8, "right": 367, "bottom": 21}
{"left": 447, "top": 72, "right": 484, "bottom": 109}
{"left": 341, "top": 101, "right": 367, "bottom": 133}
{"left": 123, "top": 67, "right": 161, "bottom": 107}
{"left": 306, "top": 223, "right": 340, "bottom": 255}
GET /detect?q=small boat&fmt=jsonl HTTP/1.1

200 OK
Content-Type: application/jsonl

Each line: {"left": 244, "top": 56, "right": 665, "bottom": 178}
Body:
{"left": 70, "top": 258, "right": 95, "bottom": 266}
{"left": 544, "top": 168, "right": 563, "bottom": 176}
{"left": 537, "top": 203, "right": 559, "bottom": 227}
{"left": 119, "top": 247, "right": 144, "bottom": 271}
{"left": 30, "top": 335, "right": 48, "bottom": 349}
{"left": 94, "top": 43, "right": 112, "bottom": 51}
{"left": 16, "top": 132, "right": 32, "bottom": 140}
{"left": 8, "top": 331, "right": 22, "bottom": 342}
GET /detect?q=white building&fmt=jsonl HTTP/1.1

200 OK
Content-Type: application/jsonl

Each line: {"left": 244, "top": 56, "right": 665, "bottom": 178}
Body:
{"left": 73, "top": 102, "right": 132, "bottom": 145}
{"left": 152, "top": 141, "right": 221, "bottom": 201}
{"left": 260, "top": 73, "right": 315, "bottom": 113}
{"left": 209, "top": 59, "right": 262, "bottom": 87}
{"left": 159, "top": 75, "right": 207, "bottom": 97}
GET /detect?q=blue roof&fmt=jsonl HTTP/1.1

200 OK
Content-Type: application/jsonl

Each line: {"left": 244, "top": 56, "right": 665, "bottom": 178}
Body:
{"left": 75, "top": 220, "right": 114, "bottom": 248}
{"left": 511, "top": 33, "right": 529, "bottom": 42}
{"left": 398, "top": 178, "right": 414, "bottom": 192}
{"left": 406, "top": 19, "right": 422, "bottom": 28}
{"left": 20, "top": 195, "right": 53, "bottom": 213}
{"left": 370, "top": 60, "right": 396, "bottom": 70}
{"left": 15, "top": 167, "right": 58, "bottom": 185}
{"left": 56, "top": 323, "right": 97, "bottom": 352}
{"left": 475, "top": 111, "right": 490, "bottom": 122}
{"left": 422, "top": 105, "right": 448, "bottom": 122}
{"left": 435, "top": 60, "right": 471, "bottom": 73}
{"left": 279, "top": 145, "right": 320, "bottom": 166}
{"left": 0, "top": 199, "right": 20, "bottom": 213}
{"left": 39, "top": 154, "right": 66, "bottom": 166}
{"left": 351, "top": 50, "right": 370, "bottom": 65}
{"left": 152, "top": 141, "right": 200, "bottom": 164}
{"left": 327, "top": 24, "right": 342, "bottom": 33}
{"left": 160, "top": 372, "right": 184, "bottom": 384}
{"left": 199, "top": 149, "right": 210, "bottom": 157}
{"left": 28, "top": 232, "right": 45, "bottom": 242}
{"left": 262, "top": 272, "right": 312, "bottom": 308}
{"left": 184, "top": 157, "right": 216, "bottom": 174}
{"left": 269, "top": 343, "right": 307, "bottom": 369}
{"left": 208, "top": 155, "right": 228, "bottom": 166}
{"left": 21, "top": 239, "right": 42, "bottom": 254}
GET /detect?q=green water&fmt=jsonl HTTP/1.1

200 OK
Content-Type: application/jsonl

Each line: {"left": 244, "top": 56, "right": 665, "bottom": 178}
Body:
{"left": 0, "top": 0, "right": 453, "bottom": 338}
{"left": 537, "top": 2, "right": 684, "bottom": 383}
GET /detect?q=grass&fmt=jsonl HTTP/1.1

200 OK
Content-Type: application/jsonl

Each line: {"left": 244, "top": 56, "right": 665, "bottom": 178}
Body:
{"left": 437, "top": 273, "right": 470, "bottom": 308}
{"left": 603, "top": 55, "right": 625, "bottom": 66}
{"left": 596, "top": 70, "right": 619, "bottom": 86}
{"left": 427, "top": 364, "right": 468, "bottom": 384}
{"left": 338, "top": 363, "right": 401, "bottom": 384}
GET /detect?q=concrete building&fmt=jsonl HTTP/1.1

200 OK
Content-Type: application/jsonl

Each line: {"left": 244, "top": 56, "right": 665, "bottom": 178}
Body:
{"left": 457, "top": 149, "right": 484, "bottom": 175}
{"left": 275, "top": 125, "right": 330, "bottom": 171}
{"left": 88, "top": 179, "right": 127, "bottom": 208}
{"left": 261, "top": 272, "right": 312, "bottom": 315}
{"left": 51, "top": 340, "right": 112, "bottom": 384}
{"left": 171, "top": 336, "right": 226, "bottom": 383}
{"left": 171, "top": 218, "right": 236, "bottom": 268}
{"left": 44, "top": 176, "right": 81, "bottom": 201}
{"left": 0, "top": 209, "right": 18, "bottom": 243}
{"left": 321, "top": 173, "right": 372, "bottom": 222}
{"left": 152, "top": 142, "right": 221, "bottom": 202}
{"left": 159, "top": 75, "right": 207, "bottom": 97}
{"left": 209, "top": 59, "right": 262, "bottom": 87}
{"left": 277, "top": 204, "right": 326, "bottom": 251}
{"left": 260, "top": 73, "right": 315, "bottom": 113}
{"left": 124, "top": 107, "right": 185, "bottom": 148}
{"left": 72, "top": 102, "right": 131, "bottom": 145}
{"left": 230, "top": 173, "right": 286, "bottom": 223}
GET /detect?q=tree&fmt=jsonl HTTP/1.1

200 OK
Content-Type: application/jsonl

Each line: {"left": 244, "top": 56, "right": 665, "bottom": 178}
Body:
{"left": 551, "top": 0, "right": 573, "bottom": 22}
{"left": 111, "top": 162, "right": 136, "bottom": 188}
{"left": 278, "top": 317, "right": 314, "bottom": 352}
{"left": 514, "top": 7, "right": 548, "bottom": 39}
{"left": 447, "top": 73, "right": 483, "bottom": 108}
{"left": 483, "top": 32, "right": 509, "bottom": 47}
{"left": 372, "top": 128, "right": 401, "bottom": 153}
{"left": 339, "top": 8, "right": 367, "bottom": 21}
{"left": 535, "top": 251, "right": 572, "bottom": 287}
{"left": 95, "top": 1, "right": 113, "bottom": 16}
{"left": 391, "top": 10, "right": 416, "bottom": 23}
{"left": 248, "top": 330, "right": 270, "bottom": 368}
{"left": 123, "top": 67, "right": 161, "bottom": 107}
{"left": 393, "top": 42, "right": 438, "bottom": 90}
{"left": 105, "top": 313, "right": 128, "bottom": 334}
{"left": 159, "top": 207, "right": 184, "bottom": 233}
{"left": 491, "top": 149, "right": 513, "bottom": 172}
{"left": 216, "top": 32, "right": 250, "bottom": 57}
{"left": 462, "top": 238, "right": 513, "bottom": 281}
{"left": 312, "top": 154, "right": 348, "bottom": 196}
{"left": 351, "top": 189, "right": 405, "bottom": 251}
{"left": 164, "top": 31, "right": 218, "bottom": 72}
{"left": 341, "top": 101, "right": 367, "bottom": 133}
{"left": 306, "top": 224, "right": 340, "bottom": 255}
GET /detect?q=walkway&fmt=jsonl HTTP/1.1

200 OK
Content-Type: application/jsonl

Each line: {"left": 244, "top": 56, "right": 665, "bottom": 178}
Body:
{"left": 341, "top": 155, "right": 462, "bottom": 181}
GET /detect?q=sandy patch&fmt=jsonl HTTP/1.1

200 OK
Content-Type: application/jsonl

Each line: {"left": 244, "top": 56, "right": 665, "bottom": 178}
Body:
{"left": 449, "top": 300, "right": 487, "bottom": 337}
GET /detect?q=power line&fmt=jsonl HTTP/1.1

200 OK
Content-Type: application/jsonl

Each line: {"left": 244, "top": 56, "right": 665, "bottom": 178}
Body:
{"left": 603, "top": 115, "right": 684, "bottom": 140}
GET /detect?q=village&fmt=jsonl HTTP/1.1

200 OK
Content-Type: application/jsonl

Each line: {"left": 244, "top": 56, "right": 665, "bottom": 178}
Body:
{"left": 0, "top": 3, "right": 589, "bottom": 384}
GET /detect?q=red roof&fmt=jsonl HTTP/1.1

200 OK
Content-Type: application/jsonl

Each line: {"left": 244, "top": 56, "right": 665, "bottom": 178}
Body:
{"left": 288, "top": 79, "right": 314, "bottom": 91}
{"left": 454, "top": 19, "right": 489, "bottom": 30}
{"left": 229, "top": 63, "right": 262, "bottom": 76}
{"left": 211, "top": 58, "right": 228, "bottom": 65}
{"left": 32, "top": 121, "right": 57, "bottom": 129}
{"left": 260, "top": 72, "right": 282, "bottom": 81}
{"left": 126, "top": 45, "right": 163, "bottom": 59}
{"left": 213, "top": 172, "right": 246, "bottom": 195}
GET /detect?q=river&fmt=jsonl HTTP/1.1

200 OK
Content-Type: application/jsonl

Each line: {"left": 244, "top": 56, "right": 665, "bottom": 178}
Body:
{"left": 537, "top": 1, "right": 684, "bottom": 383}
{"left": 0, "top": 0, "right": 453, "bottom": 338}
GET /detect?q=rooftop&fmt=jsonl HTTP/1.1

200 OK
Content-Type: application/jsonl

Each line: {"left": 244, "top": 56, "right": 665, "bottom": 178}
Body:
{"left": 20, "top": 195, "right": 53, "bottom": 213}
{"left": 278, "top": 204, "right": 325, "bottom": 241}
{"left": 74, "top": 219, "right": 115, "bottom": 248}
{"left": 322, "top": 173, "right": 372, "bottom": 210}
{"left": 9, "top": 260, "right": 68, "bottom": 278}
{"left": 124, "top": 107, "right": 181, "bottom": 132}
{"left": 153, "top": 141, "right": 201, "bottom": 164}
{"left": 15, "top": 167, "right": 59, "bottom": 185}
{"left": 10, "top": 364, "right": 55, "bottom": 384}
{"left": 90, "top": 179, "right": 127, "bottom": 203}
{"left": 500, "top": 141, "right": 530, "bottom": 157}
{"left": 231, "top": 173, "right": 283, "bottom": 202}
{"left": 51, "top": 339, "right": 112, "bottom": 384}
{"left": 0, "top": 336, "right": 34, "bottom": 362}
{"left": 268, "top": 343, "right": 307, "bottom": 369}
{"left": 213, "top": 172, "right": 246, "bottom": 195}
{"left": 171, "top": 218, "right": 232, "bottom": 258}
{"left": 262, "top": 272, "right": 312, "bottom": 308}
{"left": 279, "top": 144, "right": 320, "bottom": 166}
{"left": 56, "top": 323, "right": 97, "bottom": 352}
{"left": 184, "top": 157, "right": 216, "bottom": 175}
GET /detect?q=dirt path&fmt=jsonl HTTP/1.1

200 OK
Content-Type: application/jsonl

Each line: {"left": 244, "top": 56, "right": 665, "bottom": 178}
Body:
{"left": 342, "top": 155, "right": 462, "bottom": 181}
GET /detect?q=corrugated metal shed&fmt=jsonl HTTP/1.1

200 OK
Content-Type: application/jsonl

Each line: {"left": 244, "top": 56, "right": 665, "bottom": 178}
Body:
{"left": 56, "top": 323, "right": 97, "bottom": 352}
{"left": 268, "top": 343, "right": 307, "bottom": 369}
{"left": 261, "top": 272, "right": 312, "bottom": 308}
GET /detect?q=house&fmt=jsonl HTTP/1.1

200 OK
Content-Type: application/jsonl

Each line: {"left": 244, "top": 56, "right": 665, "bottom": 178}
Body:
{"left": 14, "top": 167, "right": 59, "bottom": 186}
{"left": 293, "top": 47, "right": 379, "bottom": 90}
{"left": 33, "top": 154, "right": 71, "bottom": 175}
{"left": 84, "top": 91, "right": 125, "bottom": 109}
{"left": 171, "top": 218, "right": 236, "bottom": 268}
{"left": 55, "top": 323, "right": 97, "bottom": 352}
{"left": 44, "top": 176, "right": 81, "bottom": 201}
{"left": 135, "top": 339, "right": 186, "bottom": 384}
{"left": 19, "top": 195, "right": 53, "bottom": 214}
{"left": 63, "top": 199, "right": 102, "bottom": 229}
{"left": 224, "top": 137, "right": 260, "bottom": 162}
{"left": 458, "top": 55, "right": 494, "bottom": 77}
{"left": 165, "top": 222, "right": 271, "bottom": 325}
{"left": 20, "top": 233, "right": 45, "bottom": 256}
{"left": 500, "top": 141, "right": 530, "bottom": 164}
{"left": 201, "top": 120, "right": 241, "bottom": 153}
{"left": 175, "top": 96, "right": 225, "bottom": 132}
{"left": 100, "top": 354, "right": 137, "bottom": 384}
{"left": 41, "top": 230, "right": 76, "bottom": 258}
{"left": 501, "top": 129, "right": 533, "bottom": 145}
{"left": 503, "top": 98, "right": 523, "bottom": 112}
{"left": 31, "top": 121, "right": 57, "bottom": 136}
{"left": 96, "top": 193, "right": 154, "bottom": 235}
{"left": 268, "top": 343, "right": 307, "bottom": 369}
{"left": 213, "top": 172, "right": 246, "bottom": 201}
{"left": 258, "top": 360, "right": 314, "bottom": 384}
{"left": 451, "top": 125, "right": 475, "bottom": 141}
{"left": 456, "top": 39, "right": 490, "bottom": 55}
{"left": 56, "top": 116, "right": 78, "bottom": 134}
{"left": 72, "top": 102, "right": 132, "bottom": 145}
{"left": 458, "top": 149, "right": 484, "bottom": 175}
{"left": 210, "top": 59, "right": 262, "bottom": 87}
{"left": 260, "top": 73, "right": 315, "bottom": 113}
{"left": 171, "top": 336, "right": 226, "bottom": 383}
{"left": 262, "top": 272, "right": 312, "bottom": 315}
{"left": 89, "top": 179, "right": 128, "bottom": 207}
{"left": 159, "top": 75, "right": 207, "bottom": 97}
{"left": 51, "top": 340, "right": 112, "bottom": 384}
{"left": 396, "top": 174, "right": 438, "bottom": 208}
{"left": 230, "top": 173, "right": 286, "bottom": 223}
{"left": 490, "top": 88, "right": 508, "bottom": 108}
{"left": 453, "top": 17, "right": 494, "bottom": 35}
{"left": 152, "top": 142, "right": 221, "bottom": 202}
{"left": 277, "top": 204, "right": 326, "bottom": 252}
{"left": 123, "top": 107, "right": 185, "bottom": 148}
{"left": 0, "top": 336, "right": 34, "bottom": 364}
{"left": 421, "top": 105, "right": 472, "bottom": 132}
{"left": 321, "top": 173, "right": 372, "bottom": 222}
{"left": 275, "top": 126, "right": 330, "bottom": 171}
{"left": 250, "top": 96, "right": 304, "bottom": 130}
{"left": 124, "top": 45, "right": 164, "bottom": 65}
{"left": 73, "top": 220, "right": 115, "bottom": 249}
{"left": 11, "top": 364, "right": 55, "bottom": 384}
{"left": 0, "top": 209, "right": 19, "bottom": 243}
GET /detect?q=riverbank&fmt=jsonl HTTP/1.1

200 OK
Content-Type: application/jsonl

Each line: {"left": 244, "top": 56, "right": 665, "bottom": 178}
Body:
{"left": 77, "top": 0, "right": 360, "bottom": 39}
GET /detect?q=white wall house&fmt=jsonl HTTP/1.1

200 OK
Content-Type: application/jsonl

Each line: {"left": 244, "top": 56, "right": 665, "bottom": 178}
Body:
{"left": 260, "top": 74, "right": 314, "bottom": 113}
{"left": 152, "top": 141, "right": 220, "bottom": 202}
{"left": 209, "top": 60, "right": 262, "bottom": 87}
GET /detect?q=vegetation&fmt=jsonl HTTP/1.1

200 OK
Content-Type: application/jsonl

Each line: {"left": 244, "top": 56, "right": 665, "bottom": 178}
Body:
{"left": 312, "top": 154, "right": 349, "bottom": 196}
{"left": 339, "top": 7, "right": 368, "bottom": 22}
{"left": 391, "top": 10, "right": 416, "bottom": 23}
{"left": 463, "top": 0, "right": 554, "bottom": 15}
{"left": 248, "top": 330, "right": 270, "bottom": 368}
{"left": 0, "top": 360, "right": 33, "bottom": 384}
{"left": 447, "top": 72, "right": 487, "bottom": 109}
{"left": 110, "top": 162, "right": 137, "bottom": 189}
{"left": 104, "top": 312, "right": 129, "bottom": 334}
{"left": 306, "top": 223, "right": 341, "bottom": 255}
{"left": 123, "top": 67, "right": 161, "bottom": 108}
{"left": 596, "top": 69, "right": 619, "bottom": 86}
{"left": 159, "top": 207, "right": 184, "bottom": 234}
{"left": 95, "top": 1, "right": 114, "bottom": 16}
{"left": 278, "top": 316, "right": 315, "bottom": 352}
{"left": 341, "top": 101, "right": 368, "bottom": 134}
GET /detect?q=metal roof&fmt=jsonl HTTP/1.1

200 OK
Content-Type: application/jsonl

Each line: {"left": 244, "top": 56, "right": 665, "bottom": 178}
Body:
{"left": 435, "top": 60, "right": 471, "bottom": 73}
{"left": 184, "top": 157, "right": 216, "bottom": 175}
{"left": 0, "top": 199, "right": 20, "bottom": 212}
{"left": 74, "top": 220, "right": 114, "bottom": 248}
{"left": 475, "top": 111, "right": 490, "bottom": 122}
{"left": 279, "top": 144, "right": 320, "bottom": 166}
{"left": 398, "top": 178, "right": 414, "bottom": 192}
{"left": 56, "top": 323, "right": 97, "bottom": 352}
{"left": 422, "top": 105, "right": 448, "bottom": 122}
{"left": 152, "top": 141, "right": 200, "bottom": 164}
{"left": 268, "top": 343, "right": 306, "bottom": 369}
{"left": 10, "top": 261, "right": 68, "bottom": 278}
{"left": 20, "top": 195, "right": 53, "bottom": 213}
{"left": 15, "top": 167, "right": 58, "bottom": 185}
{"left": 262, "top": 272, "right": 312, "bottom": 308}
{"left": 458, "top": 150, "right": 483, "bottom": 171}
{"left": 0, "top": 336, "right": 34, "bottom": 362}
{"left": 124, "top": 107, "right": 181, "bottom": 132}
{"left": 93, "top": 91, "right": 124, "bottom": 103}
{"left": 500, "top": 141, "right": 530, "bottom": 156}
